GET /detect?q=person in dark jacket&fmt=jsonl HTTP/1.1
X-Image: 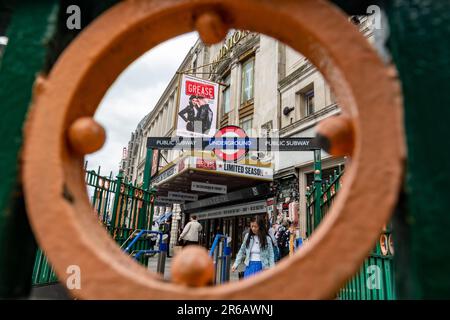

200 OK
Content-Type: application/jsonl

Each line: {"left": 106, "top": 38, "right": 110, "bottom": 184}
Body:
{"left": 160, "top": 219, "right": 172, "bottom": 258}
{"left": 178, "top": 95, "right": 197, "bottom": 132}
{"left": 276, "top": 221, "right": 290, "bottom": 260}
{"left": 193, "top": 96, "right": 213, "bottom": 134}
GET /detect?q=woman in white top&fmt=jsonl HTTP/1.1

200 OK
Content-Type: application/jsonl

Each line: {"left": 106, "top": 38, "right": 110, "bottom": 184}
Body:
{"left": 231, "top": 216, "right": 275, "bottom": 278}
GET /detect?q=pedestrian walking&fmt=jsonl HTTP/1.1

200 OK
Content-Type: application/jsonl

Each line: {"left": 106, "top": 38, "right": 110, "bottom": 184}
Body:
{"left": 162, "top": 218, "right": 172, "bottom": 258}
{"left": 268, "top": 224, "right": 280, "bottom": 262}
{"left": 276, "top": 221, "right": 290, "bottom": 260}
{"left": 178, "top": 215, "right": 202, "bottom": 246}
{"left": 231, "top": 216, "right": 275, "bottom": 279}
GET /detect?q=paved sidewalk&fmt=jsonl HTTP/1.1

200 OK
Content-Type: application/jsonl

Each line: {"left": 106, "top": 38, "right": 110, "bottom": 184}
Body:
{"left": 147, "top": 255, "right": 173, "bottom": 280}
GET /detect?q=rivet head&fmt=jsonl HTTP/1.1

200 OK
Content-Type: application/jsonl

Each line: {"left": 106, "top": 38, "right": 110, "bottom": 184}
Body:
{"left": 195, "top": 11, "right": 229, "bottom": 45}
{"left": 68, "top": 117, "right": 106, "bottom": 155}
{"left": 315, "top": 115, "right": 354, "bottom": 157}
{"left": 171, "top": 245, "right": 214, "bottom": 287}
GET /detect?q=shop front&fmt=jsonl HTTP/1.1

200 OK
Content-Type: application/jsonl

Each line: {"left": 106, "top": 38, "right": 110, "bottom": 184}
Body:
{"left": 193, "top": 200, "right": 269, "bottom": 257}
{"left": 149, "top": 151, "right": 273, "bottom": 255}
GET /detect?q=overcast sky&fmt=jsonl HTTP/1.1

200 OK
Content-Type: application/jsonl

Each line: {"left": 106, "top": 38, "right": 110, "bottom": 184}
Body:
{"left": 86, "top": 32, "right": 198, "bottom": 177}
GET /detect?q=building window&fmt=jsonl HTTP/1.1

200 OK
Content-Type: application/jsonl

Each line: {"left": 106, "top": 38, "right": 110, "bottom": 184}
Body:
{"left": 192, "top": 53, "right": 198, "bottom": 74}
{"left": 296, "top": 85, "right": 315, "bottom": 119}
{"left": 240, "top": 116, "right": 253, "bottom": 134}
{"left": 140, "top": 141, "right": 145, "bottom": 158}
{"left": 221, "top": 74, "right": 231, "bottom": 115}
{"left": 241, "top": 58, "right": 255, "bottom": 104}
{"left": 304, "top": 90, "right": 315, "bottom": 117}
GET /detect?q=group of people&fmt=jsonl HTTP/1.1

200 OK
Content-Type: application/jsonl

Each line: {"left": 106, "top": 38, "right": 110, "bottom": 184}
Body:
{"left": 232, "top": 216, "right": 293, "bottom": 279}
{"left": 174, "top": 214, "right": 296, "bottom": 280}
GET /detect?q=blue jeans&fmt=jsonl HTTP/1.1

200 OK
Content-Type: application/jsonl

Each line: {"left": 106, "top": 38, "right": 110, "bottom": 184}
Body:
{"left": 244, "top": 261, "right": 263, "bottom": 278}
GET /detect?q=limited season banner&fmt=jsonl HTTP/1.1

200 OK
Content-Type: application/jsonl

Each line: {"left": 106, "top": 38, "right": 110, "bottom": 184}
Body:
{"left": 176, "top": 74, "right": 219, "bottom": 137}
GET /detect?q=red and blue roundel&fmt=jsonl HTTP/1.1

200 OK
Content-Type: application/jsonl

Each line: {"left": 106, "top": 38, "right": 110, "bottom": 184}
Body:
{"left": 213, "top": 125, "right": 248, "bottom": 162}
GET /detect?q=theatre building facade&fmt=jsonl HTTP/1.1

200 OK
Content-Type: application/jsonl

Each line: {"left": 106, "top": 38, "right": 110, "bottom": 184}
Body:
{"left": 123, "top": 21, "right": 373, "bottom": 255}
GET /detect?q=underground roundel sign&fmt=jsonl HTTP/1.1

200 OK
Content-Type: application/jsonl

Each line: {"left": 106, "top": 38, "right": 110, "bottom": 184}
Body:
{"left": 213, "top": 125, "right": 249, "bottom": 162}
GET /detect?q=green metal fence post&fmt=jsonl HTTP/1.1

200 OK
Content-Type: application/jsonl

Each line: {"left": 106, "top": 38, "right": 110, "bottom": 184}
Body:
{"left": 313, "top": 149, "right": 322, "bottom": 230}
{"left": 0, "top": 1, "right": 58, "bottom": 298}
{"left": 141, "top": 148, "right": 154, "bottom": 229}
{"left": 386, "top": 0, "right": 450, "bottom": 299}
{"left": 110, "top": 171, "right": 123, "bottom": 236}
{"left": 143, "top": 148, "right": 153, "bottom": 191}
{"left": 148, "top": 188, "right": 156, "bottom": 229}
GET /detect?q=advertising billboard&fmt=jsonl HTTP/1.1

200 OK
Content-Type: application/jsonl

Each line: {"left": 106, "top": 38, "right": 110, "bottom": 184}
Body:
{"left": 176, "top": 74, "right": 219, "bottom": 137}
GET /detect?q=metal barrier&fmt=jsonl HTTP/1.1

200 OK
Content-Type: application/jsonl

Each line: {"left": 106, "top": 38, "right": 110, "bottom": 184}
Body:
{"left": 337, "top": 228, "right": 395, "bottom": 300}
{"left": 32, "top": 248, "right": 58, "bottom": 287}
{"left": 31, "top": 166, "right": 157, "bottom": 286}
{"left": 124, "top": 230, "right": 168, "bottom": 276}
{"left": 9, "top": 0, "right": 408, "bottom": 299}
{"left": 306, "top": 170, "right": 396, "bottom": 300}
{"left": 209, "top": 234, "right": 231, "bottom": 284}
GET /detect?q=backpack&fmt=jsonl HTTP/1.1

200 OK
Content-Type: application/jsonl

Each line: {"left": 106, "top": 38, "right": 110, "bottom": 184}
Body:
{"left": 277, "top": 228, "right": 289, "bottom": 248}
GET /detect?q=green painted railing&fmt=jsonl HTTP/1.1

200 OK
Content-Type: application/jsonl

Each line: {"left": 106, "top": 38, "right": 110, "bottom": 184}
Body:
{"left": 306, "top": 168, "right": 396, "bottom": 300}
{"left": 32, "top": 248, "right": 58, "bottom": 287}
{"left": 31, "top": 165, "right": 156, "bottom": 286}
{"left": 338, "top": 227, "right": 395, "bottom": 300}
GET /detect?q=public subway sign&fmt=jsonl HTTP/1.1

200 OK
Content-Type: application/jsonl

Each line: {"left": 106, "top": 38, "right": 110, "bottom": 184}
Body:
{"left": 191, "top": 181, "right": 227, "bottom": 194}
{"left": 196, "top": 200, "right": 267, "bottom": 220}
{"left": 146, "top": 136, "right": 319, "bottom": 152}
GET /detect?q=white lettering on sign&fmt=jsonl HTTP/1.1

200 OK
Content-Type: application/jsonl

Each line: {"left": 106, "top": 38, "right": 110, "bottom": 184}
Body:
{"left": 185, "top": 81, "right": 215, "bottom": 99}
{"left": 196, "top": 201, "right": 267, "bottom": 220}
{"left": 156, "top": 196, "right": 185, "bottom": 204}
{"left": 167, "top": 191, "right": 199, "bottom": 202}
{"left": 216, "top": 161, "right": 273, "bottom": 180}
{"left": 191, "top": 181, "right": 227, "bottom": 194}
{"left": 151, "top": 166, "right": 177, "bottom": 186}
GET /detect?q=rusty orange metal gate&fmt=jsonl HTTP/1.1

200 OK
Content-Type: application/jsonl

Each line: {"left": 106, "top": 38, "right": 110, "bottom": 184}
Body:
{"left": 14, "top": 0, "right": 450, "bottom": 300}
